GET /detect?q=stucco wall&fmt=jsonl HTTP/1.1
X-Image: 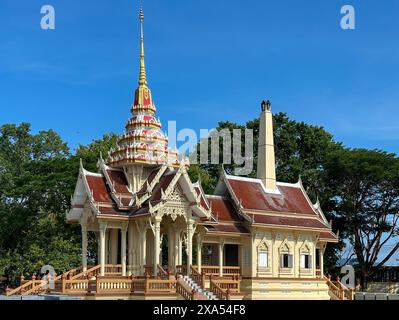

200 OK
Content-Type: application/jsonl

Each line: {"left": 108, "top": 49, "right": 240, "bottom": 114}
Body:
{"left": 246, "top": 229, "right": 320, "bottom": 278}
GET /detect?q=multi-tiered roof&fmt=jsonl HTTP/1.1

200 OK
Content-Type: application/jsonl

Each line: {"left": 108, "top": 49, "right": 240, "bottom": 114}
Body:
{"left": 107, "top": 7, "right": 183, "bottom": 168}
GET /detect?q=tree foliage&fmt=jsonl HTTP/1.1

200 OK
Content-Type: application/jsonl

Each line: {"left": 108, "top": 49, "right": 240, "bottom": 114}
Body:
{"left": 0, "top": 124, "right": 116, "bottom": 284}
{"left": 325, "top": 148, "right": 399, "bottom": 289}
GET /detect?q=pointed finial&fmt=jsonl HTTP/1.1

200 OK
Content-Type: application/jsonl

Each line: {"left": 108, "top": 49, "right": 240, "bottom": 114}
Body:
{"left": 138, "top": 0, "right": 147, "bottom": 86}
{"left": 261, "top": 100, "right": 271, "bottom": 112}
{"left": 139, "top": 0, "right": 144, "bottom": 23}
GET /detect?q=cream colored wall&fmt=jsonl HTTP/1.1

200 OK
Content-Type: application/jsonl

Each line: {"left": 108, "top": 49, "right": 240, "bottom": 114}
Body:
{"left": 243, "top": 228, "right": 318, "bottom": 279}
{"left": 241, "top": 278, "right": 330, "bottom": 300}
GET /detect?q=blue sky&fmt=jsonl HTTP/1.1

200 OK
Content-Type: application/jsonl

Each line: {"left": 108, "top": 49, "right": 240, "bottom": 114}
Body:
{"left": 0, "top": 0, "right": 399, "bottom": 155}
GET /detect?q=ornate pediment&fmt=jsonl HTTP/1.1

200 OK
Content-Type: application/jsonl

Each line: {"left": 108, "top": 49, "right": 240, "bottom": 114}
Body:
{"left": 162, "top": 206, "right": 187, "bottom": 221}
{"left": 167, "top": 185, "right": 189, "bottom": 204}
{"left": 158, "top": 186, "right": 191, "bottom": 221}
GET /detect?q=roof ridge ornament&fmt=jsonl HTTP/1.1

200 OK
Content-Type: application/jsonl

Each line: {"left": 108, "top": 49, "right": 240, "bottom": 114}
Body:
{"left": 260, "top": 99, "right": 271, "bottom": 112}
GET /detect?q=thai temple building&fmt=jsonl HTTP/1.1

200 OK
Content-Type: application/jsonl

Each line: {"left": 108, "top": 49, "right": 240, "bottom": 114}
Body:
{"left": 6, "top": 3, "right": 346, "bottom": 300}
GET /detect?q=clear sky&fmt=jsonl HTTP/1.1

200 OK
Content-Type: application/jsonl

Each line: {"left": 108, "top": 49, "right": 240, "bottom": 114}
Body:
{"left": 0, "top": 0, "right": 399, "bottom": 155}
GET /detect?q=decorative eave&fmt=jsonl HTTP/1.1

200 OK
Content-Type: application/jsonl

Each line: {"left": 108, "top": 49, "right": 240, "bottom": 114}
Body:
{"left": 97, "top": 157, "right": 133, "bottom": 210}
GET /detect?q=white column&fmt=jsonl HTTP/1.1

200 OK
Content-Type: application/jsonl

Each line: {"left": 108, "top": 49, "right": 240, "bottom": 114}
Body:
{"left": 97, "top": 232, "right": 101, "bottom": 265}
{"left": 173, "top": 229, "right": 179, "bottom": 270}
{"left": 168, "top": 228, "right": 174, "bottom": 272}
{"left": 178, "top": 232, "right": 183, "bottom": 266}
{"left": 81, "top": 225, "right": 88, "bottom": 272}
{"left": 313, "top": 244, "right": 317, "bottom": 277}
{"left": 320, "top": 247, "right": 324, "bottom": 277}
{"left": 153, "top": 217, "right": 161, "bottom": 276}
{"left": 141, "top": 228, "right": 147, "bottom": 275}
{"left": 121, "top": 224, "right": 127, "bottom": 277}
{"left": 128, "top": 224, "right": 134, "bottom": 276}
{"left": 99, "top": 222, "right": 107, "bottom": 276}
{"left": 186, "top": 220, "right": 194, "bottom": 276}
{"left": 218, "top": 242, "right": 224, "bottom": 277}
{"left": 105, "top": 230, "right": 109, "bottom": 264}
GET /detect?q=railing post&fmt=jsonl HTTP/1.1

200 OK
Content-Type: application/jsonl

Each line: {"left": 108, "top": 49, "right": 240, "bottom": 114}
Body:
{"left": 191, "top": 289, "right": 196, "bottom": 300}
{"left": 61, "top": 277, "right": 66, "bottom": 294}
{"left": 96, "top": 277, "right": 101, "bottom": 294}
{"left": 226, "top": 288, "right": 231, "bottom": 300}
{"left": 145, "top": 273, "right": 150, "bottom": 294}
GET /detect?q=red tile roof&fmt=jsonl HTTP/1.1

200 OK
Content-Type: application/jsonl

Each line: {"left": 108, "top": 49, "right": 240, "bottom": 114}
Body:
{"left": 251, "top": 214, "right": 328, "bottom": 230}
{"left": 85, "top": 175, "right": 113, "bottom": 203}
{"left": 204, "top": 224, "right": 249, "bottom": 235}
{"left": 226, "top": 177, "right": 315, "bottom": 215}
{"left": 99, "top": 206, "right": 128, "bottom": 215}
{"left": 106, "top": 169, "right": 130, "bottom": 194}
{"left": 194, "top": 186, "right": 210, "bottom": 210}
{"left": 149, "top": 172, "right": 176, "bottom": 203}
{"left": 137, "top": 167, "right": 162, "bottom": 196}
{"left": 319, "top": 231, "right": 338, "bottom": 242}
{"left": 206, "top": 196, "right": 241, "bottom": 222}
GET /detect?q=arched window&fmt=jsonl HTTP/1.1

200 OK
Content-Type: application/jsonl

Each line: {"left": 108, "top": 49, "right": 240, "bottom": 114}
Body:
{"left": 257, "top": 242, "right": 269, "bottom": 268}
{"left": 300, "top": 243, "right": 312, "bottom": 269}
{"left": 279, "top": 241, "right": 293, "bottom": 269}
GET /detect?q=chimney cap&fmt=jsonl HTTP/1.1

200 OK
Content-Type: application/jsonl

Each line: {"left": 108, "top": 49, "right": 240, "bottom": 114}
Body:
{"left": 261, "top": 100, "right": 271, "bottom": 111}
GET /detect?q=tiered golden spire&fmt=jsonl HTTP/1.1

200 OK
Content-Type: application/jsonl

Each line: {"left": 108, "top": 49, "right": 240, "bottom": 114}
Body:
{"left": 106, "top": 0, "right": 185, "bottom": 168}
{"left": 138, "top": 0, "right": 147, "bottom": 86}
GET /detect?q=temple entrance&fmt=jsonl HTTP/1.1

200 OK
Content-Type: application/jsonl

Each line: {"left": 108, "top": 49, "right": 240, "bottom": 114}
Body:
{"left": 224, "top": 244, "right": 239, "bottom": 266}
{"left": 161, "top": 235, "right": 168, "bottom": 268}
{"left": 202, "top": 244, "right": 219, "bottom": 265}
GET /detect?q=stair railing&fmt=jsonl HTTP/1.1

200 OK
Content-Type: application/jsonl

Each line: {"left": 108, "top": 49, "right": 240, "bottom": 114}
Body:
{"left": 325, "top": 275, "right": 344, "bottom": 300}
{"left": 176, "top": 277, "right": 196, "bottom": 300}
{"left": 209, "top": 276, "right": 231, "bottom": 300}
{"left": 70, "top": 265, "right": 101, "bottom": 280}
{"left": 336, "top": 277, "right": 354, "bottom": 300}
{"left": 190, "top": 266, "right": 205, "bottom": 289}
{"left": 6, "top": 266, "right": 88, "bottom": 296}
{"left": 157, "top": 265, "right": 169, "bottom": 279}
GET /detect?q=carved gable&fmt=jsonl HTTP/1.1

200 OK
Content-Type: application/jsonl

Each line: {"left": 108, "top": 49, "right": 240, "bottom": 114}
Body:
{"left": 167, "top": 185, "right": 189, "bottom": 204}
{"left": 161, "top": 185, "right": 190, "bottom": 221}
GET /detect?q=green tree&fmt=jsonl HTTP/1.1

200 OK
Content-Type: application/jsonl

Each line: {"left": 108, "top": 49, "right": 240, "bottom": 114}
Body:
{"left": 0, "top": 124, "right": 118, "bottom": 284}
{"left": 75, "top": 133, "right": 118, "bottom": 171}
{"left": 325, "top": 148, "right": 399, "bottom": 290}
{"left": 0, "top": 124, "right": 80, "bottom": 284}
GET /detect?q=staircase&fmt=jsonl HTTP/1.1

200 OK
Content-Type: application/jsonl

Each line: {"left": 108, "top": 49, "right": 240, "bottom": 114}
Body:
{"left": 5, "top": 267, "right": 84, "bottom": 297}
{"left": 325, "top": 276, "right": 354, "bottom": 300}
{"left": 182, "top": 275, "right": 217, "bottom": 300}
